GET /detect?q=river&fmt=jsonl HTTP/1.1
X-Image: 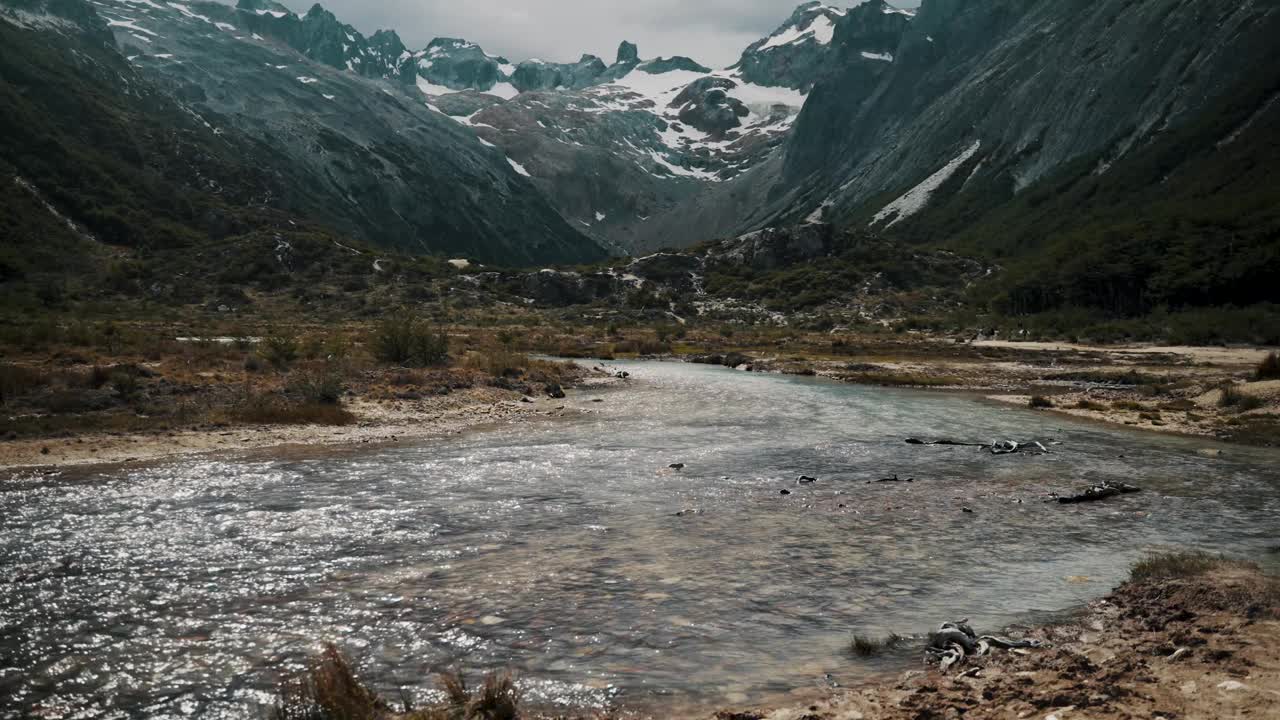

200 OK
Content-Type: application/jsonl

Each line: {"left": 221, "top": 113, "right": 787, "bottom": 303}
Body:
{"left": 2, "top": 360, "right": 1278, "bottom": 718}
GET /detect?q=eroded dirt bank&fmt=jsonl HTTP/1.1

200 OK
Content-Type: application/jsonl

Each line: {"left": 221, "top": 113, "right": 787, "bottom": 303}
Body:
{"left": 721, "top": 560, "right": 1279, "bottom": 720}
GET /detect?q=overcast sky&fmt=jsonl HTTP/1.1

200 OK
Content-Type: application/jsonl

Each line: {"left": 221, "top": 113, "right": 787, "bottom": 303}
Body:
{"left": 266, "top": 0, "right": 922, "bottom": 68}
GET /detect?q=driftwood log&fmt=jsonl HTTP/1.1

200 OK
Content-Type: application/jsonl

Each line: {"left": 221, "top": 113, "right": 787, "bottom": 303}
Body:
{"left": 927, "top": 620, "right": 1044, "bottom": 672}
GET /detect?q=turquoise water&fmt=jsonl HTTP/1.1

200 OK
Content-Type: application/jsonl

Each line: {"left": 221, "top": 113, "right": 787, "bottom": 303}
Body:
{"left": 2, "top": 360, "right": 1278, "bottom": 718}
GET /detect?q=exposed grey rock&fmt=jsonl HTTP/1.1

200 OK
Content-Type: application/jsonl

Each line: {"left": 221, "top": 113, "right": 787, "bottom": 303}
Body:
{"left": 81, "top": 0, "right": 605, "bottom": 264}
{"left": 510, "top": 55, "right": 607, "bottom": 92}
{"left": 671, "top": 77, "right": 749, "bottom": 138}
{"left": 639, "top": 56, "right": 711, "bottom": 75}
{"left": 732, "top": 0, "right": 872, "bottom": 92}
{"left": 418, "top": 38, "right": 504, "bottom": 92}
{"left": 616, "top": 40, "right": 639, "bottom": 65}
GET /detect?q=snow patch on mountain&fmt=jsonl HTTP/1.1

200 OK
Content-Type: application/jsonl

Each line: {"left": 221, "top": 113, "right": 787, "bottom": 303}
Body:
{"left": 508, "top": 158, "right": 532, "bottom": 177}
{"left": 760, "top": 12, "right": 836, "bottom": 50}
{"left": 872, "top": 141, "right": 982, "bottom": 228}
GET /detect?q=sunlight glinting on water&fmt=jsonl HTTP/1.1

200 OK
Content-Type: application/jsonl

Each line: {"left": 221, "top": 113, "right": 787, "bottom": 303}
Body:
{"left": 2, "top": 361, "right": 1279, "bottom": 718}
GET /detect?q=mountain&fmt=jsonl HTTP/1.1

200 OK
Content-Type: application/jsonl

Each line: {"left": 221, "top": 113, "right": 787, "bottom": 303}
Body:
{"left": 628, "top": 0, "right": 1280, "bottom": 321}
{"left": 5, "top": 0, "right": 1278, "bottom": 327}
{"left": 733, "top": 0, "right": 889, "bottom": 92}
{"left": 0, "top": 0, "right": 606, "bottom": 267}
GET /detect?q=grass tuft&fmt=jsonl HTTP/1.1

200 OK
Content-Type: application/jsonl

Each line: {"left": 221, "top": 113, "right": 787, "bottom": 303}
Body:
{"left": 1130, "top": 551, "right": 1256, "bottom": 583}
{"left": 1029, "top": 395, "right": 1054, "bottom": 409}
{"left": 1257, "top": 351, "right": 1280, "bottom": 381}
{"left": 275, "top": 645, "right": 523, "bottom": 720}
{"left": 274, "top": 644, "right": 387, "bottom": 720}
{"left": 1073, "top": 399, "right": 1106, "bottom": 411}
{"left": 850, "top": 632, "right": 905, "bottom": 658}
{"left": 1219, "top": 384, "right": 1265, "bottom": 412}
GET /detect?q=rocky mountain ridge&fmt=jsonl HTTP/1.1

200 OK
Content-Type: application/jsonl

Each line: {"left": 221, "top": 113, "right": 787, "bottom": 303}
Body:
{"left": 132, "top": 0, "right": 872, "bottom": 255}
{"left": 0, "top": 0, "right": 607, "bottom": 265}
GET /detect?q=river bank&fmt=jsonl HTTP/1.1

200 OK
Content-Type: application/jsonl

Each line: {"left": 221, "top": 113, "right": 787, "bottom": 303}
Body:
{"left": 5, "top": 322, "right": 1275, "bottom": 473}
{"left": 0, "top": 321, "right": 625, "bottom": 472}
{"left": 677, "top": 336, "right": 1280, "bottom": 448}
{"left": 0, "top": 384, "right": 609, "bottom": 471}
{"left": 4, "top": 359, "right": 1278, "bottom": 719}
{"left": 279, "top": 554, "right": 1280, "bottom": 720}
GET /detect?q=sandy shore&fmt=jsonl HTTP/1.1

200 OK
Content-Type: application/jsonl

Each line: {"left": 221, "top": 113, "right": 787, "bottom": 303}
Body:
{"left": 0, "top": 380, "right": 618, "bottom": 473}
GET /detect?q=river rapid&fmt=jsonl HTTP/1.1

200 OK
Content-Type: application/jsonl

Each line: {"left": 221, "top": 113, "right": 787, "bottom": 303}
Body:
{"left": 2, "top": 360, "right": 1278, "bottom": 718}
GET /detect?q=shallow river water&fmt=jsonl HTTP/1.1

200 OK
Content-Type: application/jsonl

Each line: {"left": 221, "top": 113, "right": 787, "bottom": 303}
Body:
{"left": 3, "top": 360, "right": 1279, "bottom": 718}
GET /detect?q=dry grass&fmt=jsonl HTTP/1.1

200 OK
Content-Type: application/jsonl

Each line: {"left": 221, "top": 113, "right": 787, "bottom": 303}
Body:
{"left": 1129, "top": 551, "right": 1257, "bottom": 583}
{"left": 844, "top": 372, "right": 964, "bottom": 388}
{"left": 1219, "top": 384, "right": 1265, "bottom": 411}
{"left": 0, "top": 362, "right": 52, "bottom": 403}
{"left": 275, "top": 645, "right": 523, "bottom": 720}
{"left": 1044, "top": 369, "right": 1166, "bottom": 386}
{"left": 850, "top": 633, "right": 905, "bottom": 658}
{"left": 1073, "top": 399, "right": 1106, "bottom": 411}
{"left": 1257, "top": 351, "right": 1280, "bottom": 381}
{"left": 611, "top": 337, "right": 671, "bottom": 356}
{"left": 461, "top": 348, "right": 531, "bottom": 378}
{"left": 275, "top": 645, "right": 388, "bottom": 720}
{"left": 230, "top": 395, "right": 355, "bottom": 426}
{"left": 438, "top": 671, "right": 521, "bottom": 720}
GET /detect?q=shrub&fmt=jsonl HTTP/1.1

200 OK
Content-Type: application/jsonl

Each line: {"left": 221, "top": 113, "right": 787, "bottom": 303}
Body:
{"left": 110, "top": 370, "right": 141, "bottom": 402}
{"left": 0, "top": 363, "right": 50, "bottom": 404}
{"left": 1257, "top": 352, "right": 1280, "bottom": 381}
{"left": 372, "top": 313, "right": 448, "bottom": 367}
{"left": 287, "top": 364, "right": 346, "bottom": 405}
{"left": 232, "top": 395, "right": 354, "bottom": 426}
{"left": 1029, "top": 395, "right": 1054, "bottom": 409}
{"left": 261, "top": 334, "right": 300, "bottom": 370}
{"left": 1219, "top": 384, "right": 1265, "bottom": 411}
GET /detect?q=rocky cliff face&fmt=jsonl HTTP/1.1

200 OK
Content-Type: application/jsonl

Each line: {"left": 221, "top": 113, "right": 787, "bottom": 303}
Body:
{"left": 732, "top": 0, "right": 881, "bottom": 92}
{"left": 12, "top": 0, "right": 1270, "bottom": 270}
{"left": 8, "top": 0, "right": 606, "bottom": 265}
{"left": 645, "top": 0, "right": 1280, "bottom": 252}
{"left": 784, "top": 0, "right": 1280, "bottom": 230}
{"left": 78, "top": 0, "right": 862, "bottom": 256}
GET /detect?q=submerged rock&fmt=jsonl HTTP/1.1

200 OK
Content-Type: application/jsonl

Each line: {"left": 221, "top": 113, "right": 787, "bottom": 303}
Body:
{"left": 1056, "top": 481, "right": 1141, "bottom": 505}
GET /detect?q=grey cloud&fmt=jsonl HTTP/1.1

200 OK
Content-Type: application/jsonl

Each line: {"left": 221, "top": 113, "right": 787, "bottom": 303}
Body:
{"left": 264, "top": 0, "right": 922, "bottom": 68}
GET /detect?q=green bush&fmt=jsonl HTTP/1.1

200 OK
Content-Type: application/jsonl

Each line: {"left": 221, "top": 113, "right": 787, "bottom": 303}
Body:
{"left": 110, "top": 370, "right": 141, "bottom": 402}
{"left": 260, "top": 334, "right": 299, "bottom": 370}
{"left": 287, "top": 364, "right": 346, "bottom": 405}
{"left": 371, "top": 312, "right": 448, "bottom": 367}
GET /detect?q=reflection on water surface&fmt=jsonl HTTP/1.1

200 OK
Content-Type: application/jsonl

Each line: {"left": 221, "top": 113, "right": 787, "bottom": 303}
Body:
{"left": 3, "top": 361, "right": 1278, "bottom": 717}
